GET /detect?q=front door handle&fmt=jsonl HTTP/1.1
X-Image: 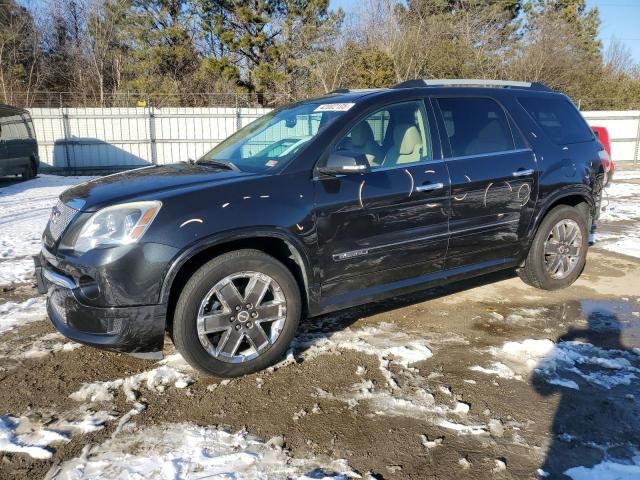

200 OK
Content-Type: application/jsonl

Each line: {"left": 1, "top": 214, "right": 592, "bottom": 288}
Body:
{"left": 512, "top": 168, "right": 535, "bottom": 177}
{"left": 416, "top": 182, "right": 444, "bottom": 192}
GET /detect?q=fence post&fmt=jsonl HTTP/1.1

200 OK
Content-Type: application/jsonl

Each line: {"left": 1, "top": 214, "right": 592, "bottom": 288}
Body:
{"left": 148, "top": 105, "right": 158, "bottom": 165}
{"left": 235, "top": 95, "right": 242, "bottom": 131}
{"left": 61, "top": 107, "right": 72, "bottom": 171}
{"left": 635, "top": 114, "right": 640, "bottom": 165}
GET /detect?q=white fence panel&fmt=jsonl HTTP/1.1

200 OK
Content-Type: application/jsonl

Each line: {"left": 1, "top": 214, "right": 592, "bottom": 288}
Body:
{"left": 27, "top": 107, "right": 639, "bottom": 171}
{"left": 582, "top": 111, "right": 640, "bottom": 163}
{"left": 29, "top": 106, "right": 271, "bottom": 171}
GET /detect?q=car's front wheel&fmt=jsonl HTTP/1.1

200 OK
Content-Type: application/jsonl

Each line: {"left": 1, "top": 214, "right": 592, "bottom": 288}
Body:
{"left": 172, "top": 249, "right": 301, "bottom": 377}
{"left": 517, "top": 205, "right": 589, "bottom": 290}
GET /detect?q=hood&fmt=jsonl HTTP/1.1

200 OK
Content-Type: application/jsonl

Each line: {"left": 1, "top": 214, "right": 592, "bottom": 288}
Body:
{"left": 60, "top": 163, "right": 256, "bottom": 211}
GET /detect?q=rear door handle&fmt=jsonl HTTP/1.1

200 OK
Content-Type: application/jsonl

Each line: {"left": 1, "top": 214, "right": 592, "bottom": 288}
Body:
{"left": 416, "top": 182, "right": 444, "bottom": 192}
{"left": 512, "top": 169, "right": 535, "bottom": 177}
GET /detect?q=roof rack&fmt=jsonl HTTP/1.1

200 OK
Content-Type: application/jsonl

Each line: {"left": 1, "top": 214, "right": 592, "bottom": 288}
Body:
{"left": 392, "top": 79, "right": 551, "bottom": 91}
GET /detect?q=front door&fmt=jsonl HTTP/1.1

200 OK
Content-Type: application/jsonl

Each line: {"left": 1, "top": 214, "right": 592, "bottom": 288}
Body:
{"left": 433, "top": 96, "right": 538, "bottom": 269}
{"left": 314, "top": 100, "right": 450, "bottom": 300}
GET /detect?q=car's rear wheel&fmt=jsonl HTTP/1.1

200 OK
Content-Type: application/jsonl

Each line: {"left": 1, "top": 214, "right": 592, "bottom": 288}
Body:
{"left": 21, "top": 160, "right": 36, "bottom": 181}
{"left": 173, "top": 249, "right": 301, "bottom": 377}
{"left": 517, "top": 205, "right": 589, "bottom": 290}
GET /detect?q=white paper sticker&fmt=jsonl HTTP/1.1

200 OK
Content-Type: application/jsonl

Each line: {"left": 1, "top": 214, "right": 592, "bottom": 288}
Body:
{"left": 314, "top": 103, "right": 355, "bottom": 112}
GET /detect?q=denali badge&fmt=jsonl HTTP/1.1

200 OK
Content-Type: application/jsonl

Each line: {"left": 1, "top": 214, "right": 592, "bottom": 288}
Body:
{"left": 333, "top": 249, "right": 369, "bottom": 261}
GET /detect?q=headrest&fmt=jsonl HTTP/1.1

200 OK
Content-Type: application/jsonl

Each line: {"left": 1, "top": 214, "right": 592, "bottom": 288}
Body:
{"left": 394, "top": 124, "right": 421, "bottom": 155}
{"left": 351, "top": 121, "right": 375, "bottom": 147}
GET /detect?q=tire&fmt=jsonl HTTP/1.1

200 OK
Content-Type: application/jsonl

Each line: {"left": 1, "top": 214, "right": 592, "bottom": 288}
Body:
{"left": 173, "top": 249, "right": 301, "bottom": 377}
{"left": 517, "top": 205, "right": 589, "bottom": 290}
{"left": 21, "top": 161, "right": 36, "bottom": 181}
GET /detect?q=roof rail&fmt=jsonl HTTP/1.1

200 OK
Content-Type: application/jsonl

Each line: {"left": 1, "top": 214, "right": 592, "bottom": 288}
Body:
{"left": 392, "top": 79, "right": 551, "bottom": 91}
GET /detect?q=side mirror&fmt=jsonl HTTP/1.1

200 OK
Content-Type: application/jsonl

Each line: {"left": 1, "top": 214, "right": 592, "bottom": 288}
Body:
{"left": 317, "top": 151, "right": 370, "bottom": 176}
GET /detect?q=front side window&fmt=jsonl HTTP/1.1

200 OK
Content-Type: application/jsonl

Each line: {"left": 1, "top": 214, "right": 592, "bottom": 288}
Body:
{"left": 335, "top": 101, "right": 432, "bottom": 169}
{"left": 199, "top": 102, "right": 347, "bottom": 173}
{"left": 437, "top": 97, "right": 515, "bottom": 157}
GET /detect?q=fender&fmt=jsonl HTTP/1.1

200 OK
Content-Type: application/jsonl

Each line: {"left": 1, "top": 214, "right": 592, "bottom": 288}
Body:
{"left": 158, "top": 226, "right": 318, "bottom": 308}
{"left": 527, "top": 184, "right": 596, "bottom": 241}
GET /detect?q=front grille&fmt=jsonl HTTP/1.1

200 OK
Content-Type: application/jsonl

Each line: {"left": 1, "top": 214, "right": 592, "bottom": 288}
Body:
{"left": 49, "top": 200, "right": 78, "bottom": 241}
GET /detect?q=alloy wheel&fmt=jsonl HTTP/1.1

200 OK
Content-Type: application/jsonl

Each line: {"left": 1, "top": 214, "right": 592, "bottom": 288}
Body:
{"left": 543, "top": 219, "right": 583, "bottom": 280}
{"left": 196, "top": 271, "right": 287, "bottom": 363}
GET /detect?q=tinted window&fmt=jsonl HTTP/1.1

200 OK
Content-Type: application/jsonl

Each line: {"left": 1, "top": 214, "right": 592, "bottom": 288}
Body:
{"left": 437, "top": 97, "right": 514, "bottom": 157}
{"left": 336, "top": 101, "right": 432, "bottom": 169}
{"left": 0, "top": 112, "right": 29, "bottom": 140}
{"left": 518, "top": 96, "right": 593, "bottom": 144}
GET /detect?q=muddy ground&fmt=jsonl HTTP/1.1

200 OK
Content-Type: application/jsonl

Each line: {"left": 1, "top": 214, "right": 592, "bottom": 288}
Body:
{"left": 1, "top": 246, "right": 639, "bottom": 480}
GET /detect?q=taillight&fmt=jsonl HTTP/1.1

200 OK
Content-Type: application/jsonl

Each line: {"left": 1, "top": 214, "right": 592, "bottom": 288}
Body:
{"left": 599, "top": 149, "right": 611, "bottom": 173}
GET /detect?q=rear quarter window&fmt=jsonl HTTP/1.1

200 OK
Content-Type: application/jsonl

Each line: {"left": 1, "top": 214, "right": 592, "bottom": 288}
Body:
{"left": 518, "top": 96, "right": 593, "bottom": 145}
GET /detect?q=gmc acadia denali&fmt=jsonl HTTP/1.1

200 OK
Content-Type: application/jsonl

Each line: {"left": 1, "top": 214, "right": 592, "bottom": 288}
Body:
{"left": 34, "top": 79, "right": 608, "bottom": 377}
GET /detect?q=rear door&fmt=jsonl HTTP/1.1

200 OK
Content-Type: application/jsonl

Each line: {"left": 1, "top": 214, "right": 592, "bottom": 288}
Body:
{"left": 314, "top": 99, "right": 450, "bottom": 299}
{"left": 0, "top": 109, "right": 9, "bottom": 171}
{"left": 434, "top": 96, "right": 538, "bottom": 269}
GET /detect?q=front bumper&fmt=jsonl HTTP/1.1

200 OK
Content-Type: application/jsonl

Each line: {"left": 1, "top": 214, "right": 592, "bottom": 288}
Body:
{"left": 34, "top": 255, "right": 166, "bottom": 358}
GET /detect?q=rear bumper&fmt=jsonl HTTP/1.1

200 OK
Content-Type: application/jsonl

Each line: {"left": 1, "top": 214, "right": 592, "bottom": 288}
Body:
{"left": 34, "top": 255, "right": 166, "bottom": 357}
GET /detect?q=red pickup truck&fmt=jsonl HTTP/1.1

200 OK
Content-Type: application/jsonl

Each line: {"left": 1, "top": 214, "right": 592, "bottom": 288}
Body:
{"left": 592, "top": 126, "right": 614, "bottom": 176}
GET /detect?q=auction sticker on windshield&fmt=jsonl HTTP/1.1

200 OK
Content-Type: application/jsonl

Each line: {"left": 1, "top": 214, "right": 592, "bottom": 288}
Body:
{"left": 314, "top": 103, "right": 355, "bottom": 112}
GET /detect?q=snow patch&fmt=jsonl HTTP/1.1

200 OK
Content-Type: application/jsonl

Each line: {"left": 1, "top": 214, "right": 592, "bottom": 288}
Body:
{"left": 0, "top": 416, "right": 59, "bottom": 459}
{"left": 70, "top": 354, "right": 194, "bottom": 403}
{"left": 597, "top": 178, "right": 640, "bottom": 258}
{"left": 472, "top": 338, "right": 640, "bottom": 390}
{"left": 0, "top": 297, "right": 47, "bottom": 334}
{"left": 48, "top": 422, "right": 361, "bottom": 480}
{"left": 564, "top": 457, "right": 640, "bottom": 480}
{"left": 293, "top": 321, "right": 432, "bottom": 389}
{"left": 0, "top": 175, "right": 91, "bottom": 286}
{"left": 0, "top": 332, "right": 81, "bottom": 364}
{"left": 0, "top": 408, "right": 114, "bottom": 460}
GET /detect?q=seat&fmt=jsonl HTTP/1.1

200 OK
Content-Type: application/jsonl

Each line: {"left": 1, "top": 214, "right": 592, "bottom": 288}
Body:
{"left": 383, "top": 123, "right": 423, "bottom": 166}
{"left": 351, "top": 121, "right": 384, "bottom": 166}
{"left": 464, "top": 119, "right": 511, "bottom": 155}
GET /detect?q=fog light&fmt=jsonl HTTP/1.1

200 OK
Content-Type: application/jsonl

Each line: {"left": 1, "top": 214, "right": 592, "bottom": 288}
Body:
{"left": 49, "top": 291, "right": 67, "bottom": 323}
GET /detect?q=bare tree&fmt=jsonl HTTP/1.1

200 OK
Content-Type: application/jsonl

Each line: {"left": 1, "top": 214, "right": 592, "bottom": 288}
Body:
{"left": 0, "top": 0, "right": 43, "bottom": 105}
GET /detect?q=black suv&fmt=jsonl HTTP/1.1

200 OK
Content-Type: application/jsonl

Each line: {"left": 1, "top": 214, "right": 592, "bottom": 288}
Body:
{"left": 0, "top": 104, "right": 39, "bottom": 180}
{"left": 35, "top": 80, "right": 607, "bottom": 377}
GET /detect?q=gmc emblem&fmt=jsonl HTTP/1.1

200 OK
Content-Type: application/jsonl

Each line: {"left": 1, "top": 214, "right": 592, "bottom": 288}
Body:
{"left": 50, "top": 206, "right": 61, "bottom": 225}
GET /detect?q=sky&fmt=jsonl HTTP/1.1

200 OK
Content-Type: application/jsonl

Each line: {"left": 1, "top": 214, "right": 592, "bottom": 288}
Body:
{"left": 330, "top": 0, "right": 640, "bottom": 63}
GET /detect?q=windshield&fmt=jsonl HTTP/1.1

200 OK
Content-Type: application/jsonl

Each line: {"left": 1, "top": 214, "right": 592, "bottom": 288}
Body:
{"left": 198, "top": 102, "right": 350, "bottom": 173}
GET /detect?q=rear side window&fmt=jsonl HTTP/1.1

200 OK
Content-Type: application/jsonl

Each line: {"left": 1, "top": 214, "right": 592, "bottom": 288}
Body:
{"left": 436, "top": 97, "right": 515, "bottom": 157}
{"left": 518, "top": 96, "right": 593, "bottom": 145}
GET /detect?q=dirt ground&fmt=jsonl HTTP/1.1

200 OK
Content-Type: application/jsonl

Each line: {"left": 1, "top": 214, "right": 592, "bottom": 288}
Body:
{"left": 1, "top": 245, "right": 639, "bottom": 480}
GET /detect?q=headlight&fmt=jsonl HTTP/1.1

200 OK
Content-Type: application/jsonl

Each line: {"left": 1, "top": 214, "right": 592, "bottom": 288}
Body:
{"left": 71, "top": 201, "right": 161, "bottom": 253}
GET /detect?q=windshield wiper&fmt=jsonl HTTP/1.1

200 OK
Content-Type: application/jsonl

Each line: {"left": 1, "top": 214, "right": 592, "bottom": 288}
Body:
{"left": 196, "top": 159, "right": 240, "bottom": 171}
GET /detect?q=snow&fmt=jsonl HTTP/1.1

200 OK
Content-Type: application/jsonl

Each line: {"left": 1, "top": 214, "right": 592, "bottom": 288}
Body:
{"left": 49, "top": 423, "right": 361, "bottom": 480}
{"left": 0, "top": 332, "right": 81, "bottom": 367}
{"left": 472, "top": 338, "right": 640, "bottom": 390}
{"left": 565, "top": 457, "right": 640, "bottom": 480}
{"left": 0, "top": 297, "right": 46, "bottom": 334}
{"left": 470, "top": 362, "right": 520, "bottom": 380}
{"left": 611, "top": 170, "right": 640, "bottom": 180}
{"left": 292, "top": 320, "right": 433, "bottom": 389}
{"left": 0, "top": 175, "right": 90, "bottom": 286}
{"left": 0, "top": 416, "right": 59, "bottom": 460}
{"left": 0, "top": 408, "right": 115, "bottom": 460}
{"left": 70, "top": 354, "right": 194, "bottom": 403}
{"left": 597, "top": 173, "right": 640, "bottom": 258}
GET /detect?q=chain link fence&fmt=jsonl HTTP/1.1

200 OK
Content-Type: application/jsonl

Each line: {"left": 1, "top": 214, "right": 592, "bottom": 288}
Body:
{"left": 6, "top": 91, "right": 296, "bottom": 109}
